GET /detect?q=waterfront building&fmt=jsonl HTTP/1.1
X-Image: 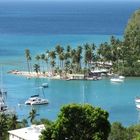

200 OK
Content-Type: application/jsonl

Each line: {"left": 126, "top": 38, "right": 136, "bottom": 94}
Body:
{"left": 8, "top": 124, "right": 44, "bottom": 140}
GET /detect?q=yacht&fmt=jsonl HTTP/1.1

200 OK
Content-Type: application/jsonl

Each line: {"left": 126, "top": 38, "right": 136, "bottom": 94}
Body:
{"left": 135, "top": 97, "right": 140, "bottom": 103}
{"left": 0, "top": 94, "right": 8, "bottom": 112}
{"left": 0, "top": 69, "right": 15, "bottom": 114}
{"left": 110, "top": 78, "right": 124, "bottom": 82}
{"left": 110, "top": 74, "right": 124, "bottom": 82}
{"left": 25, "top": 95, "right": 49, "bottom": 105}
{"left": 119, "top": 76, "right": 125, "bottom": 79}
{"left": 136, "top": 104, "right": 140, "bottom": 109}
{"left": 41, "top": 83, "right": 48, "bottom": 88}
{"left": 0, "top": 89, "right": 15, "bottom": 114}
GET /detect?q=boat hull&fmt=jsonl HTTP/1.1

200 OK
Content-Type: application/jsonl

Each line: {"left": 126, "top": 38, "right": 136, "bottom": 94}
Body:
{"left": 110, "top": 78, "right": 124, "bottom": 82}
{"left": 135, "top": 98, "right": 140, "bottom": 103}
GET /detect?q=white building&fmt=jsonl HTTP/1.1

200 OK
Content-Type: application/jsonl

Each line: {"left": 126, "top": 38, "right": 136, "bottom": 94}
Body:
{"left": 8, "top": 124, "right": 45, "bottom": 140}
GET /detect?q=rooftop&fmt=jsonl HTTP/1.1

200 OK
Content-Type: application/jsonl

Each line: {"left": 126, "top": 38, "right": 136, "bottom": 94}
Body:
{"left": 8, "top": 124, "right": 45, "bottom": 140}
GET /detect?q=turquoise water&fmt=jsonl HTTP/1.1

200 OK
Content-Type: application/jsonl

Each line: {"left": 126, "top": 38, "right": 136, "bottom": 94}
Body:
{"left": 0, "top": 34, "right": 122, "bottom": 68}
{"left": 4, "top": 73, "right": 140, "bottom": 126}
{"left": 0, "top": 34, "right": 139, "bottom": 126}
{"left": 0, "top": 1, "right": 140, "bottom": 126}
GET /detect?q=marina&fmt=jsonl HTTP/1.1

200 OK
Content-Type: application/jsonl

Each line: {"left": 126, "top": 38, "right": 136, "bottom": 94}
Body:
{"left": 0, "top": 1, "right": 140, "bottom": 128}
{"left": 3, "top": 70, "right": 140, "bottom": 126}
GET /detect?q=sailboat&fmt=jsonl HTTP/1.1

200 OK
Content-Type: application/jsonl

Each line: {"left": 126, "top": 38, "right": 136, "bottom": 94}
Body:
{"left": 0, "top": 67, "right": 8, "bottom": 112}
{"left": 110, "top": 74, "right": 124, "bottom": 83}
{"left": 0, "top": 68, "right": 15, "bottom": 114}
{"left": 25, "top": 87, "right": 49, "bottom": 105}
{"left": 0, "top": 89, "right": 8, "bottom": 112}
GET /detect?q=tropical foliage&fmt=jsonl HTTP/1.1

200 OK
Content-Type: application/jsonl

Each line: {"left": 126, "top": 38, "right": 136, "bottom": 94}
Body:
{"left": 24, "top": 9, "right": 140, "bottom": 76}
{"left": 40, "top": 104, "right": 111, "bottom": 140}
{"left": 25, "top": 43, "right": 96, "bottom": 77}
{"left": 0, "top": 113, "right": 28, "bottom": 140}
{"left": 108, "top": 122, "right": 140, "bottom": 140}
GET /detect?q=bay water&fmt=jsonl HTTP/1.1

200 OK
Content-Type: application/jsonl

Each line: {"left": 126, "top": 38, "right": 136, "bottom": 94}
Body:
{"left": 0, "top": 1, "right": 140, "bottom": 126}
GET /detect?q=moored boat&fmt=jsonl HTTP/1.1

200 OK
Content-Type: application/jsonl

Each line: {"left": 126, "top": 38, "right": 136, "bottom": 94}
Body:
{"left": 42, "top": 83, "right": 48, "bottom": 88}
{"left": 25, "top": 95, "right": 49, "bottom": 105}
{"left": 119, "top": 76, "right": 125, "bottom": 79}
{"left": 136, "top": 104, "right": 140, "bottom": 109}
{"left": 110, "top": 78, "right": 124, "bottom": 82}
{"left": 135, "top": 97, "right": 140, "bottom": 103}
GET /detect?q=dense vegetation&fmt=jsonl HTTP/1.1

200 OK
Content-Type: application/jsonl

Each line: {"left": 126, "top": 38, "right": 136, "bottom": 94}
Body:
{"left": 40, "top": 104, "right": 111, "bottom": 140}
{"left": 2, "top": 104, "right": 140, "bottom": 140}
{"left": 3, "top": 7, "right": 139, "bottom": 140}
{"left": 108, "top": 122, "right": 140, "bottom": 140}
{"left": 0, "top": 108, "right": 49, "bottom": 140}
{"left": 0, "top": 113, "right": 28, "bottom": 140}
{"left": 25, "top": 43, "right": 96, "bottom": 77}
{"left": 39, "top": 104, "right": 140, "bottom": 140}
{"left": 25, "top": 10, "right": 140, "bottom": 77}
{"left": 123, "top": 10, "right": 140, "bottom": 76}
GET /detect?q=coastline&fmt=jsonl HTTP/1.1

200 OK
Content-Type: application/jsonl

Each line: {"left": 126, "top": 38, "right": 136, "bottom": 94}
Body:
{"left": 8, "top": 70, "right": 85, "bottom": 80}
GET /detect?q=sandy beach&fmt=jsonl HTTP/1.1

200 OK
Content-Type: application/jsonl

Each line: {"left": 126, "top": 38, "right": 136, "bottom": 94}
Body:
{"left": 8, "top": 70, "right": 61, "bottom": 79}
{"left": 8, "top": 70, "right": 85, "bottom": 80}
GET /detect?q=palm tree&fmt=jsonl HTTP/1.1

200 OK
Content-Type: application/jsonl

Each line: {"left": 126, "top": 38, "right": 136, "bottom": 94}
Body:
{"left": 44, "top": 56, "right": 49, "bottom": 72}
{"left": 70, "top": 49, "right": 77, "bottom": 73}
{"left": 98, "top": 42, "right": 112, "bottom": 62}
{"left": 49, "top": 51, "right": 56, "bottom": 72}
{"left": 59, "top": 52, "right": 65, "bottom": 69}
{"left": 55, "top": 45, "right": 64, "bottom": 68}
{"left": 84, "top": 43, "right": 95, "bottom": 69}
{"left": 35, "top": 55, "right": 41, "bottom": 64}
{"left": 50, "top": 60, "right": 56, "bottom": 71}
{"left": 25, "top": 49, "right": 32, "bottom": 73}
{"left": 33, "top": 64, "right": 40, "bottom": 76}
{"left": 49, "top": 51, "right": 56, "bottom": 60}
{"left": 40, "top": 53, "right": 45, "bottom": 73}
{"left": 9, "top": 114, "right": 18, "bottom": 130}
{"left": 66, "top": 45, "right": 71, "bottom": 53}
{"left": 28, "top": 108, "right": 37, "bottom": 124}
{"left": 76, "top": 45, "right": 83, "bottom": 71}
{"left": 0, "top": 113, "right": 8, "bottom": 139}
{"left": 55, "top": 45, "right": 64, "bottom": 54}
{"left": 21, "top": 119, "right": 28, "bottom": 127}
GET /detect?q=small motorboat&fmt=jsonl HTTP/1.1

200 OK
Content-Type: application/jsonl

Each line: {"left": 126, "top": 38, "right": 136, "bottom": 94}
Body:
{"left": 25, "top": 95, "right": 49, "bottom": 105}
{"left": 135, "top": 97, "right": 140, "bottom": 103}
{"left": 42, "top": 83, "right": 48, "bottom": 88}
{"left": 110, "top": 77, "right": 124, "bottom": 82}
{"left": 119, "top": 76, "right": 125, "bottom": 79}
{"left": 136, "top": 104, "right": 140, "bottom": 109}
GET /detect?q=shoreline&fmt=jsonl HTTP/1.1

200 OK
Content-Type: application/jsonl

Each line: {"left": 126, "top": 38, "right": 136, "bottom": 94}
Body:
{"left": 8, "top": 70, "right": 86, "bottom": 80}
{"left": 8, "top": 70, "right": 61, "bottom": 79}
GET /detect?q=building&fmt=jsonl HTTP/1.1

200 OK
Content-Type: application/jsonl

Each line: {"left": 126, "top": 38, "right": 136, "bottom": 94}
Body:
{"left": 8, "top": 124, "right": 45, "bottom": 140}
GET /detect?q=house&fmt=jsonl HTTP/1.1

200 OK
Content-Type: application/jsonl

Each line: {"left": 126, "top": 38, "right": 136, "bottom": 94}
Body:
{"left": 8, "top": 124, "right": 44, "bottom": 140}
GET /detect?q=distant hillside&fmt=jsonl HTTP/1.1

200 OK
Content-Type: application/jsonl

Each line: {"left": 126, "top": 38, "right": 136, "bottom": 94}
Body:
{"left": 123, "top": 9, "right": 140, "bottom": 76}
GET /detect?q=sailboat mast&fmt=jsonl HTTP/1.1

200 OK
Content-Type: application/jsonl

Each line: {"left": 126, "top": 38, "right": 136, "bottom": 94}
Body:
{"left": 82, "top": 83, "right": 85, "bottom": 104}
{"left": 0, "top": 67, "right": 3, "bottom": 90}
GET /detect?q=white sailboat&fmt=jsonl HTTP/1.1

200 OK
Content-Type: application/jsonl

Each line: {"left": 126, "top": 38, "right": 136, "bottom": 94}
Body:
{"left": 110, "top": 77, "right": 124, "bottom": 82}
{"left": 135, "top": 97, "right": 140, "bottom": 103}
{"left": 0, "top": 68, "right": 15, "bottom": 114}
{"left": 25, "top": 87, "right": 49, "bottom": 105}
{"left": 25, "top": 94, "right": 49, "bottom": 105}
{"left": 0, "top": 67, "right": 8, "bottom": 112}
{"left": 110, "top": 74, "right": 124, "bottom": 83}
{"left": 41, "top": 83, "right": 48, "bottom": 88}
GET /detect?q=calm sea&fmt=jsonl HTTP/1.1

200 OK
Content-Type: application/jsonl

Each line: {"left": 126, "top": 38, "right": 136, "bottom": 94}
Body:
{"left": 0, "top": 1, "right": 140, "bottom": 126}
{"left": 0, "top": 1, "right": 140, "bottom": 35}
